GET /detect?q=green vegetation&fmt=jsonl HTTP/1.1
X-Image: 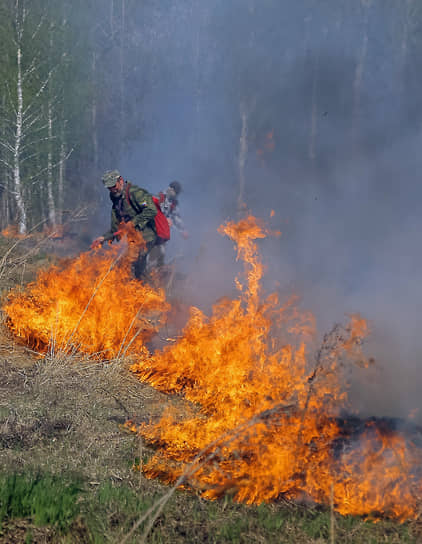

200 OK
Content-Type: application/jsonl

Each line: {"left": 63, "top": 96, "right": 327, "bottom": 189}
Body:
{"left": 0, "top": 472, "right": 81, "bottom": 531}
{"left": 0, "top": 470, "right": 416, "bottom": 543}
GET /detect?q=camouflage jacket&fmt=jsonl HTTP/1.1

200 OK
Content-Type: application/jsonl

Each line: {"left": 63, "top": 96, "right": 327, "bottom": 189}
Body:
{"left": 103, "top": 182, "right": 157, "bottom": 243}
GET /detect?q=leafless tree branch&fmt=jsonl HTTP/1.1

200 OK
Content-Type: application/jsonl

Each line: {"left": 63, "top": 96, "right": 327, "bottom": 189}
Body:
{"left": 28, "top": 148, "right": 73, "bottom": 184}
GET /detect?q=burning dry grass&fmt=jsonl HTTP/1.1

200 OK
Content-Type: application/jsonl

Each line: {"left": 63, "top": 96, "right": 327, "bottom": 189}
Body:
{"left": 2, "top": 214, "right": 422, "bottom": 532}
{"left": 127, "top": 216, "right": 422, "bottom": 523}
{"left": 4, "top": 245, "right": 169, "bottom": 359}
{"left": 0, "top": 335, "right": 418, "bottom": 544}
{"left": 1, "top": 252, "right": 421, "bottom": 540}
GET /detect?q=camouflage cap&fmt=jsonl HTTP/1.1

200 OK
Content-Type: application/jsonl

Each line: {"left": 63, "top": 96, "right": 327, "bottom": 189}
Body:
{"left": 102, "top": 170, "right": 121, "bottom": 188}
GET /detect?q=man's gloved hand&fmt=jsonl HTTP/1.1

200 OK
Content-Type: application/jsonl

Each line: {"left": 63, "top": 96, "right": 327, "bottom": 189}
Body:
{"left": 91, "top": 236, "right": 105, "bottom": 249}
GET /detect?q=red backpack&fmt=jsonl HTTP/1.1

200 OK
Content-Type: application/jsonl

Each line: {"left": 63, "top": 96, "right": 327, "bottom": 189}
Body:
{"left": 125, "top": 183, "right": 170, "bottom": 244}
{"left": 152, "top": 195, "right": 170, "bottom": 243}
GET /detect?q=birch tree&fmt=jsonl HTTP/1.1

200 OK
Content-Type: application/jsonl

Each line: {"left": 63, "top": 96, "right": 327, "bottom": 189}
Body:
{"left": 9, "top": 0, "right": 27, "bottom": 233}
{"left": 352, "top": 0, "right": 372, "bottom": 146}
{"left": 46, "top": 21, "right": 56, "bottom": 227}
{"left": 0, "top": 0, "right": 78, "bottom": 233}
{"left": 0, "top": 0, "right": 56, "bottom": 233}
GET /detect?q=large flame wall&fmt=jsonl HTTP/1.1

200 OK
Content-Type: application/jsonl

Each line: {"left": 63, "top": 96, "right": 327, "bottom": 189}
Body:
{"left": 129, "top": 216, "right": 422, "bottom": 521}
{"left": 3, "top": 217, "right": 422, "bottom": 520}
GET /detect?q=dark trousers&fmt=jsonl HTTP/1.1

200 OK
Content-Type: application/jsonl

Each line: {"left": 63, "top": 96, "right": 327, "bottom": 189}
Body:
{"left": 133, "top": 240, "right": 156, "bottom": 279}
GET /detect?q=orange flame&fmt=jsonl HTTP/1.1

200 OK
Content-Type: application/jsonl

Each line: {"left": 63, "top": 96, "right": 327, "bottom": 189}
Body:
{"left": 2, "top": 223, "right": 69, "bottom": 240}
{"left": 129, "top": 215, "right": 422, "bottom": 521}
{"left": 257, "top": 130, "right": 275, "bottom": 161}
{"left": 4, "top": 242, "right": 168, "bottom": 359}
{"left": 42, "top": 224, "right": 67, "bottom": 239}
{"left": 1, "top": 225, "right": 29, "bottom": 239}
{"left": 3, "top": 212, "right": 422, "bottom": 520}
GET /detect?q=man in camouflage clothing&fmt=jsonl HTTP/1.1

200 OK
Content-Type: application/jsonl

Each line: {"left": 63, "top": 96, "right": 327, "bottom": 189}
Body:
{"left": 91, "top": 170, "right": 158, "bottom": 279}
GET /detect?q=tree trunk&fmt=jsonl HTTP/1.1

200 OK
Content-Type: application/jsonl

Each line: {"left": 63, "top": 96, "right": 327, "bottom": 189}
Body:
{"left": 37, "top": 153, "right": 47, "bottom": 227}
{"left": 192, "top": 2, "right": 203, "bottom": 158}
{"left": 119, "top": 0, "right": 126, "bottom": 161}
{"left": 400, "top": 0, "right": 412, "bottom": 70}
{"left": 14, "top": 41, "right": 27, "bottom": 234}
{"left": 91, "top": 51, "right": 98, "bottom": 171}
{"left": 110, "top": 0, "right": 115, "bottom": 35}
{"left": 398, "top": 0, "right": 413, "bottom": 100}
{"left": 47, "top": 27, "right": 56, "bottom": 227}
{"left": 308, "top": 51, "right": 319, "bottom": 161}
{"left": 0, "top": 88, "right": 8, "bottom": 229}
{"left": 58, "top": 122, "right": 66, "bottom": 225}
{"left": 47, "top": 100, "right": 56, "bottom": 226}
{"left": 352, "top": 0, "right": 371, "bottom": 145}
{"left": 237, "top": 102, "right": 248, "bottom": 216}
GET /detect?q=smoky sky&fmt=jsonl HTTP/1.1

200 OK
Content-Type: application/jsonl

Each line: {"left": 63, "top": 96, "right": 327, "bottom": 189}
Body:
{"left": 91, "top": 1, "right": 422, "bottom": 422}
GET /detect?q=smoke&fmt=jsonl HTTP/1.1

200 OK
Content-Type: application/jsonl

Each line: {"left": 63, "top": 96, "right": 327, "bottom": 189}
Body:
{"left": 89, "top": 1, "right": 422, "bottom": 421}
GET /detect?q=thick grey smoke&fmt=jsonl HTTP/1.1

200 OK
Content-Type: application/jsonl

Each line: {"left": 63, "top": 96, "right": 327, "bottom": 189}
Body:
{"left": 92, "top": 1, "right": 422, "bottom": 422}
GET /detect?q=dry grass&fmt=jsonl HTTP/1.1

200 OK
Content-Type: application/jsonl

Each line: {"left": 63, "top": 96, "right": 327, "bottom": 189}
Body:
{"left": 0, "top": 340, "right": 168, "bottom": 480}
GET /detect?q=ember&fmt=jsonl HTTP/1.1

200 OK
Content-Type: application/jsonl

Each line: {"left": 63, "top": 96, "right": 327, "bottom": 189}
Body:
{"left": 1, "top": 225, "right": 29, "bottom": 239}
{"left": 128, "top": 215, "right": 422, "bottom": 521}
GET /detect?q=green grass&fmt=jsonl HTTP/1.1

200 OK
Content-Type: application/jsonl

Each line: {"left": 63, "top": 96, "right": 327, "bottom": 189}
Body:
{"left": 0, "top": 471, "right": 82, "bottom": 531}
{"left": 84, "top": 480, "right": 155, "bottom": 542}
{"left": 0, "top": 470, "right": 418, "bottom": 543}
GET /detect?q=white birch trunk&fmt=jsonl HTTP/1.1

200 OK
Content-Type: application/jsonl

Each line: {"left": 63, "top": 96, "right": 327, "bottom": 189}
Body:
{"left": 400, "top": 0, "right": 412, "bottom": 70}
{"left": 303, "top": 12, "right": 312, "bottom": 57}
{"left": 46, "top": 27, "right": 56, "bottom": 227}
{"left": 238, "top": 103, "right": 248, "bottom": 215}
{"left": 398, "top": 0, "right": 413, "bottom": 100}
{"left": 308, "top": 52, "right": 319, "bottom": 161}
{"left": 353, "top": 1, "right": 371, "bottom": 142}
{"left": 192, "top": 3, "right": 202, "bottom": 156}
{"left": 4, "top": 182, "right": 10, "bottom": 227}
{"left": 14, "top": 41, "right": 27, "bottom": 234}
{"left": 37, "top": 153, "right": 47, "bottom": 224}
{"left": 0, "top": 90, "right": 8, "bottom": 228}
{"left": 47, "top": 100, "right": 56, "bottom": 226}
{"left": 110, "top": 0, "right": 115, "bottom": 35}
{"left": 119, "top": 0, "right": 126, "bottom": 158}
{"left": 91, "top": 51, "right": 98, "bottom": 170}
{"left": 309, "top": 26, "right": 328, "bottom": 162}
{"left": 58, "top": 123, "right": 66, "bottom": 225}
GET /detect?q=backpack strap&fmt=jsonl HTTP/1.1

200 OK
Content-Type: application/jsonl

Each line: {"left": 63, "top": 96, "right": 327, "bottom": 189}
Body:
{"left": 125, "top": 182, "right": 141, "bottom": 214}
